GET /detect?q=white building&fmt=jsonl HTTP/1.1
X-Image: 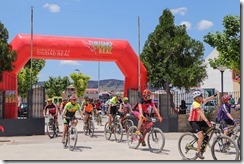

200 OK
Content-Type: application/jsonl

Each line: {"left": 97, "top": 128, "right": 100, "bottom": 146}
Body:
{"left": 201, "top": 49, "right": 235, "bottom": 93}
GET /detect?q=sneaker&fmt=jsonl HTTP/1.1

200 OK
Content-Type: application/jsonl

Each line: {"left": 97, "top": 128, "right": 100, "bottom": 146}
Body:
{"left": 135, "top": 130, "right": 142, "bottom": 136}
{"left": 196, "top": 152, "right": 205, "bottom": 159}
{"left": 141, "top": 140, "right": 146, "bottom": 147}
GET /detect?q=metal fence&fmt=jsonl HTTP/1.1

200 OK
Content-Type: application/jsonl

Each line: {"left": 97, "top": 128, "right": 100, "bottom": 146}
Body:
{"left": 27, "top": 85, "right": 46, "bottom": 118}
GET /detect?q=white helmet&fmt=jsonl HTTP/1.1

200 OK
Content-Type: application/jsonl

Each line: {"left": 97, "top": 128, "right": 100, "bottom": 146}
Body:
{"left": 192, "top": 91, "right": 202, "bottom": 99}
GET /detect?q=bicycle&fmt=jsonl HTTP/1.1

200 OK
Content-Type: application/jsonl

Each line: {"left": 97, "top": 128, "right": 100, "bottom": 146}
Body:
{"left": 94, "top": 110, "right": 102, "bottom": 126}
{"left": 104, "top": 113, "right": 123, "bottom": 143}
{"left": 83, "top": 113, "right": 95, "bottom": 137}
{"left": 120, "top": 113, "right": 134, "bottom": 133}
{"left": 126, "top": 117, "right": 165, "bottom": 153}
{"left": 220, "top": 119, "right": 240, "bottom": 150}
{"left": 178, "top": 122, "right": 240, "bottom": 160}
{"left": 63, "top": 116, "right": 79, "bottom": 151}
{"left": 45, "top": 114, "right": 58, "bottom": 138}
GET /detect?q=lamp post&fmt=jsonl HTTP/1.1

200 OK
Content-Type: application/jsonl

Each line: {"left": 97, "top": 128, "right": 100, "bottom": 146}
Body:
{"left": 75, "top": 69, "right": 80, "bottom": 73}
{"left": 217, "top": 66, "right": 227, "bottom": 105}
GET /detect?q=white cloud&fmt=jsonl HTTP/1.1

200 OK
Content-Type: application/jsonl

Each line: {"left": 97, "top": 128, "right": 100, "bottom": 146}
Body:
{"left": 180, "top": 21, "right": 192, "bottom": 30}
{"left": 197, "top": 20, "right": 214, "bottom": 31}
{"left": 170, "top": 7, "right": 187, "bottom": 16}
{"left": 43, "top": 3, "right": 61, "bottom": 13}
{"left": 60, "top": 60, "right": 80, "bottom": 65}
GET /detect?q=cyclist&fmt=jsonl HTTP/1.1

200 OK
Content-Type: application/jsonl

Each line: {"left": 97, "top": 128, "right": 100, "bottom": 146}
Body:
{"left": 81, "top": 96, "right": 89, "bottom": 119}
{"left": 188, "top": 90, "right": 217, "bottom": 159}
{"left": 94, "top": 98, "right": 102, "bottom": 125}
{"left": 132, "top": 89, "right": 162, "bottom": 146}
{"left": 217, "top": 95, "right": 239, "bottom": 139}
{"left": 43, "top": 98, "right": 60, "bottom": 132}
{"left": 61, "top": 95, "right": 82, "bottom": 143}
{"left": 118, "top": 97, "right": 132, "bottom": 124}
{"left": 107, "top": 92, "right": 123, "bottom": 129}
{"left": 59, "top": 98, "right": 69, "bottom": 115}
{"left": 83, "top": 98, "right": 95, "bottom": 128}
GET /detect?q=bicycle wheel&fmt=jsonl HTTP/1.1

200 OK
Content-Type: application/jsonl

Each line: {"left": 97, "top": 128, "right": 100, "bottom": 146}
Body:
{"left": 237, "top": 135, "right": 240, "bottom": 150}
{"left": 147, "top": 127, "right": 165, "bottom": 153}
{"left": 88, "top": 120, "right": 95, "bottom": 137}
{"left": 123, "top": 119, "right": 134, "bottom": 133}
{"left": 211, "top": 135, "right": 240, "bottom": 160}
{"left": 68, "top": 126, "right": 78, "bottom": 151}
{"left": 127, "top": 126, "right": 140, "bottom": 149}
{"left": 178, "top": 132, "right": 198, "bottom": 160}
{"left": 46, "top": 121, "right": 55, "bottom": 138}
{"left": 114, "top": 123, "right": 123, "bottom": 143}
{"left": 230, "top": 127, "right": 240, "bottom": 149}
{"left": 104, "top": 122, "right": 112, "bottom": 140}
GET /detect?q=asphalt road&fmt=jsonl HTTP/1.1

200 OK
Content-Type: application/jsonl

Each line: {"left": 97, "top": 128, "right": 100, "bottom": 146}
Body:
{"left": 0, "top": 115, "right": 241, "bottom": 161}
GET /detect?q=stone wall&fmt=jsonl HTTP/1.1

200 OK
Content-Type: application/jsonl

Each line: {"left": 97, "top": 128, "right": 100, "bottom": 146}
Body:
{"left": 178, "top": 109, "right": 240, "bottom": 132}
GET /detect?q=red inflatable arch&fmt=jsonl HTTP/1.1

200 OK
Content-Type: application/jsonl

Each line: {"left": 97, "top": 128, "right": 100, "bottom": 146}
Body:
{"left": 0, "top": 34, "right": 147, "bottom": 118}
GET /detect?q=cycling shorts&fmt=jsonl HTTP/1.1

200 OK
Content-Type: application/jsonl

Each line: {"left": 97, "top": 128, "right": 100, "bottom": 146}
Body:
{"left": 109, "top": 106, "right": 118, "bottom": 115}
{"left": 189, "top": 121, "right": 209, "bottom": 133}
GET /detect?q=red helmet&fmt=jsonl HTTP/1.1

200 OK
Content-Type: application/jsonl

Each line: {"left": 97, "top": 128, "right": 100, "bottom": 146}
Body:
{"left": 142, "top": 89, "right": 152, "bottom": 97}
{"left": 222, "top": 95, "right": 231, "bottom": 103}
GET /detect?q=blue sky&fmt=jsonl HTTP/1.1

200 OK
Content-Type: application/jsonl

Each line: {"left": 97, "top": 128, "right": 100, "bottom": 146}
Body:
{"left": 0, "top": 0, "right": 241, "bottom": 82}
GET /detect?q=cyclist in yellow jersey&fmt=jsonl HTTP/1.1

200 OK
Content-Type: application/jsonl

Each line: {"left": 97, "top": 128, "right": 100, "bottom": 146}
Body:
{"left": 61, "top": 95, "right": 82, "bottom": 143}
{"left": 188, "top": 90, "right": 217, "bottom": 159}
{"left": 107, "top": 92, "right": 122, "bottom": 128}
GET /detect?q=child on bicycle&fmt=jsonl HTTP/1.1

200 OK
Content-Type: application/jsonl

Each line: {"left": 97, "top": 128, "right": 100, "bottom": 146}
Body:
{"left": 132, "top": 89, "right": 162, "bottom": 146}
{"left": 83, "top": 98, "right": 95, "bottom": 128}
{"left": 43, "top": 98, "right": 60, "bottom": 132}
{"left": 217, "top": 95, "right": 239, "bottom": 139}
{"left": 118, "top": 97, "right": 132, "bottom": 124}
{"left": 62, "top": 95, "right": 82, "bottom": 143}
{"left": 188, "top": 90, "right": 217, "bottom": 159}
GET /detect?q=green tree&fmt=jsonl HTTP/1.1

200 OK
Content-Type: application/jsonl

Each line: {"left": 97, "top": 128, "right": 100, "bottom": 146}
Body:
{"left": 70, "top": 72, "right": 90, "bottom": 98}
{"left": 18, "top": 59, "right": 46, "bottom": 98}
{"left": 0, "top": 21, "right": 17, "bottom": 81}
{"left": 140, "top": 9, "right": 207, "bottom": 107}
{"left": 203, "top": 15, "right": 240, "bottom": 72}
{"left": 44, "top": 76, "right": 71, "bottom": 98}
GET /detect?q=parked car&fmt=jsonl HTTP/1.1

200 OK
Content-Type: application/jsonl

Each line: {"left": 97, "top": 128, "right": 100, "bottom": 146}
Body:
{"left": 18, "top": 103, "right": 28, "bottom": 117}
{"left": 203, "top": 100, "right": 217, "bottom": 112}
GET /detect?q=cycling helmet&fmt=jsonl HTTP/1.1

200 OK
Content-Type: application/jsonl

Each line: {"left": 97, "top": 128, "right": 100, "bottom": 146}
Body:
{"left": 222, "top": 95, "right": 231, "bottom": 103}
{"left": 70, "top": 95, "right": 77, "bottom": 100}
{"left": 47, "top": 98, "right": 52, "bottom": 102}
{"left": 123, "top": 97, "right": 129, "bottom": 101}
{"left": 142, "top": 89, "right": 152, "bottom": 96}
{"left": 192, "top": 91, "right": 202, "bottom": 99}
{"left": 115, "top": 92, "right": 122, "bottom": 97}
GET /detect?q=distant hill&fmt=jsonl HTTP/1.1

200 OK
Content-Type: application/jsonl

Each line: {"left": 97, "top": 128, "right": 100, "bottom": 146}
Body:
{"left": 88, "top": 79, "right": 124, "bottom": 90}
{"left": 37, "top": 79, "right": 124, "bottom": 90}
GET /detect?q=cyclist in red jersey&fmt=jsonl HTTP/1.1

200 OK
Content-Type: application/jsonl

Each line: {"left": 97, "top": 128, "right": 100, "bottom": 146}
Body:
{"left": 59, "top": 98, "right": 69, "bottom": 115}
{"left": 132, "top": 89, "right": 162, "bottom": 146}
{"left": 43, "top": 98, "right": 60, "bottom": 132}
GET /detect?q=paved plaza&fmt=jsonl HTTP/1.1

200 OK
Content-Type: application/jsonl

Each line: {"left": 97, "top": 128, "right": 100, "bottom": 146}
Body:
{"left": 0, "top": 116, "right": 241, "bottom": 161}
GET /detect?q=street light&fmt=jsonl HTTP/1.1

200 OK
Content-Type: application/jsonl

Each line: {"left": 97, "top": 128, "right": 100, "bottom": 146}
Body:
{"left": 75, "top": 69, "right": 80, "bottom": 73}
{"left": 217, "top": 66, "right": 228, "bottom": 105}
